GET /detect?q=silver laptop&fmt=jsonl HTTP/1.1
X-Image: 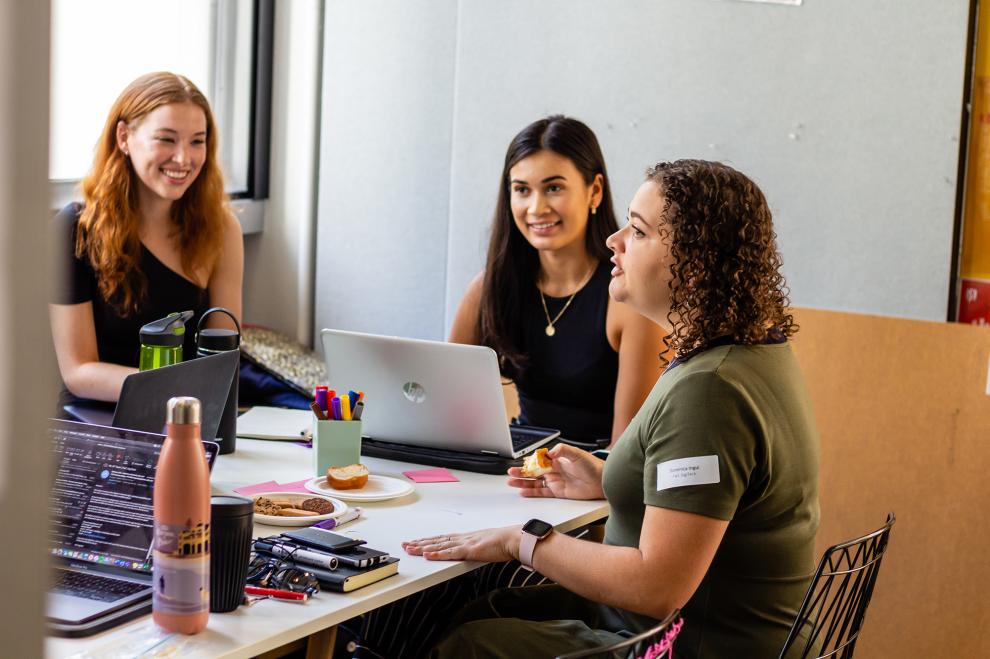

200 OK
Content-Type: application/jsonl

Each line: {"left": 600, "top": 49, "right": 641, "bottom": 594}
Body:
{"left": 47, "top": 419, "right": 218, "bottom": 634}
{"left": 321, "top": 329, "right": 559, "bottom": 458}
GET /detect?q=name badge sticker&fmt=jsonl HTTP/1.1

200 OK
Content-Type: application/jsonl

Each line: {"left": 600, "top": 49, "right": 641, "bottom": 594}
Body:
{"left": 657, "top": 455, "right": 720, "bottom": 491}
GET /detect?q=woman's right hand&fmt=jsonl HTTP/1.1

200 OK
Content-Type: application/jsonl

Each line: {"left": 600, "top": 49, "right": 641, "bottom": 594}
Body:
{"left": 507, "top": 443, "right": 605, "bottom": 500}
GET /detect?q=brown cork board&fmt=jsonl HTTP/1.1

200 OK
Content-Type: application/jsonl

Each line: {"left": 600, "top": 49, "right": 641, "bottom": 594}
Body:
{"left": 790, "top": 307, "right": 990, "bottom": 658}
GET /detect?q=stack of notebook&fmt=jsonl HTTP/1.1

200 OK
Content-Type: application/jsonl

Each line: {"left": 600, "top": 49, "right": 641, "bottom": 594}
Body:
{"left": 254, "top": 528, "right": 398, "bottom": 593}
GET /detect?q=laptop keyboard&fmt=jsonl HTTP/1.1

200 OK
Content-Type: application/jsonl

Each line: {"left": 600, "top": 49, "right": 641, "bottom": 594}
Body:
{"left": 510, "top": 429, "right": 541, "bottom": 453}
{"left": 52, "top": 569, "right": 147, "bottom": 602}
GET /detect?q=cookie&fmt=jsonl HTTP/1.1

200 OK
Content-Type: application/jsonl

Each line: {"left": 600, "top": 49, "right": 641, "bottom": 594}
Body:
{"left": 300, "top": 497, "right": 335, "bottom": 515}
{"left": 253, "top": 496, "right": 282, "bottom": 516}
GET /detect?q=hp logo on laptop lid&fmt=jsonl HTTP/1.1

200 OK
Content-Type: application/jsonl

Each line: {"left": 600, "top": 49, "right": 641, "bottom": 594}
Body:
{"left": 402, "top": 382, "right": 427, "bottom": 403}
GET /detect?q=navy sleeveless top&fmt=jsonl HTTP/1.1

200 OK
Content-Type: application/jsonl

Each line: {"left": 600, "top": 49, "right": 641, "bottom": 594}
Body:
{"left": 513, "top": 260, "right": 618, "bottom": 442}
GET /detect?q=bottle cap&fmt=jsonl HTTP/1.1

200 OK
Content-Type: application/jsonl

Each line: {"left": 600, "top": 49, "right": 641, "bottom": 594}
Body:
{"left": 197, "top": 328, "right": 240, "bottom": 353}
{"left": 167, "top": 396, "right": 201, "bottom": 425}
{"left": 140, "top": 310, "right": 194, "bottom": 347}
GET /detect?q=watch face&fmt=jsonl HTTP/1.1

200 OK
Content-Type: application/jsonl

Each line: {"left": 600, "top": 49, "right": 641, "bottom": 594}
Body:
{"left": 523, "top": 518, "right": 553, "bottom": 538}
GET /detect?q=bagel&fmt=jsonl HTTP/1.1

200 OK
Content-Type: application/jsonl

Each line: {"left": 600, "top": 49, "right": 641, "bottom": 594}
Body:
{"left": 327, "top": 463, "right": 369, "bottom": 490}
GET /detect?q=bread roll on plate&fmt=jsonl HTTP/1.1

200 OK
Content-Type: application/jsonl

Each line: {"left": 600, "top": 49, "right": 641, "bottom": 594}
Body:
{"left": 327, "top": 464, "right": 369, "bottom": 490}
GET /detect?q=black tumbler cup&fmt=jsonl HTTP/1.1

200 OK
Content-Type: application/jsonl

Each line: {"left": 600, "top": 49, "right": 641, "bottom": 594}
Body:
{"left": 210, "top": 495, "right": 254, "bottom": 612}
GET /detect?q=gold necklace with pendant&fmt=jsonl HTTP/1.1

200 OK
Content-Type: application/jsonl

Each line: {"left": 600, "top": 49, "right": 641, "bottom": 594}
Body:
{"left": 539, "top": 264, "right": 596, "bottom": 337}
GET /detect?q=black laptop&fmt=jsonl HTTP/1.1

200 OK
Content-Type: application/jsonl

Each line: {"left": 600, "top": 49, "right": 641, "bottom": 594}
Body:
{"left": 47, "top": 419, "right": 219, "bottom": 637}
{"left": 64, "top": 350, "right": 238, "bottom": 442}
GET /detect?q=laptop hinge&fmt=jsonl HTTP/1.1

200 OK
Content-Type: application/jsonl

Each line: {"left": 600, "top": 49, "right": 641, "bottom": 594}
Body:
{"left": 480, "top": 450, "right": 499, "bottom": 456}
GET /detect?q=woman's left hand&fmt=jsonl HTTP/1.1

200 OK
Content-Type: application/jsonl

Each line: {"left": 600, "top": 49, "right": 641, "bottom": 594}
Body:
{"left": 402, "top": 525, "right": 521, "bottom": 562}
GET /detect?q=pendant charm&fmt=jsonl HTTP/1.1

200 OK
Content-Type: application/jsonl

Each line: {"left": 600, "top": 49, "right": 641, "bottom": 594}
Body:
{"left": 545, "top": 324, "right": 556, "bottom": 337}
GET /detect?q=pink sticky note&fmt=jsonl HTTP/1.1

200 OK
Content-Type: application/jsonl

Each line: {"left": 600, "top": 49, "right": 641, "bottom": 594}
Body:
{"left": 276, "top": 478, "right": 314, "bottom": 493}
{"left": 233, "top": 480, "right": 280, "bottom": 496}
{"left": 403, "top": 467, "right": 459, "bottom": 483}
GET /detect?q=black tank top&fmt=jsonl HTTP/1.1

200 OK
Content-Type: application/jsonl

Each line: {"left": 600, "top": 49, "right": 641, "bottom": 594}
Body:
{"left": 513, "top": 260, "right": 618, "bottom": 442}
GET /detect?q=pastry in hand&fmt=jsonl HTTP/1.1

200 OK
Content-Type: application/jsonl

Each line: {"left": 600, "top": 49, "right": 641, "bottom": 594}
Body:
{"left": 327, "top": 464, "right": 369, "bottom": 490}
{"left": 520, "top": 448, "right": 553, "bottom": 478}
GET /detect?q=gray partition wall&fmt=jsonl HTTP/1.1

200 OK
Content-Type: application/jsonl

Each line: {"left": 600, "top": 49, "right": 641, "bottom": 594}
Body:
{"left": 315, "top": 0, "right": 970, "bottom": 343}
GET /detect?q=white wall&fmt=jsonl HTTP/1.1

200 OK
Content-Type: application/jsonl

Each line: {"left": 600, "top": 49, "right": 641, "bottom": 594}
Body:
{"left": 314, "top": 0, "right": 459, "bottom": 342}
{"left": 312, "top": 0, "right": 969, "bottom": 343}
{"left": 0, "top": 0, "right": 54, "bottom": 653}
{"left": 242, "top": 0, "right": 323, "bottom": 346}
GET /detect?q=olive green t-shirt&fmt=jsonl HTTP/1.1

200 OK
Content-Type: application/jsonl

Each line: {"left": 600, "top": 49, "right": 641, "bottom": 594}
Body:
{"left": 602, "top": 342, "right": 820, "bottom": 659}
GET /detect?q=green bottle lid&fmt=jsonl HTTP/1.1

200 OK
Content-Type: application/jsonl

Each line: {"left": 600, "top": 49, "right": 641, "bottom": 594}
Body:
{"left": 139, "top": 310, "right": 195, "bottom": 348}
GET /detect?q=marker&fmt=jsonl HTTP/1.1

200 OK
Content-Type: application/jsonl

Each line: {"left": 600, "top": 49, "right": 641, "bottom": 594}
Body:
{"left": 314, "top": 506, "right": 362, "bottom": 531}
{"left": 255, "top": 540, "right": 340, "bottom": 570}
{"left": 357, "top": 390, "right": 365, "bottom": 402}
{"left": 314, "top": 386, "right": 329, "bottom": 414}
{"left": 347, "top": 390, "right": 358, "bottom": 412}
{"left": 244, "top": 586, "right": 309, "bottom": 602}
{"left": 331, "top": 396, "right": 342, "bottom": 421}
{"left": 340, "top": 395, "right": 352, "bottom": 421}
{"left": 310, "top": 401, "right": 327, "bottom": 421}
{"left": 352, "top": 400, "right": 364, "bottom": 421}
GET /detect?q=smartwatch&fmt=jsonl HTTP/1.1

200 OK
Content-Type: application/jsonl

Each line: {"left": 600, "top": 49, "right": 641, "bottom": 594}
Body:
{"left": 519, "top": 518, "right": 554, "bottom": 570}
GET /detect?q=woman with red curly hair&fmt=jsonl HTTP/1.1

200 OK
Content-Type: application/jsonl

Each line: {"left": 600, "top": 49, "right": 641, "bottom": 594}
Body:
{"left": 405, "top": 160, "right": 820, "bottom": 659}
{"left": 51, "top": 72, "right": 243, "bottom": 404}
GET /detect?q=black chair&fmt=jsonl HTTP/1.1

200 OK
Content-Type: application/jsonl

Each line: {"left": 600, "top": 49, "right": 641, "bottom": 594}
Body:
{"left": 554, "top": 609, "right": 682, "bottom": 659}
{"left": 779, "top": 513, "right": 896, "bottom": 659}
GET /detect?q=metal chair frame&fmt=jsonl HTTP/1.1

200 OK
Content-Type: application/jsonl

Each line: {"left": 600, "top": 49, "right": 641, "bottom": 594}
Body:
{"left": 555, "top": 608, "right": 682, "bottom": 659}
{"left": 779, "top": 512, "right": 896, "bottom": 659}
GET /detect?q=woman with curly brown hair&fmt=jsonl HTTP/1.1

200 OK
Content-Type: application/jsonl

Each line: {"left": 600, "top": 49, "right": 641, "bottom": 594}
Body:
{"left": 50, "top": 72, "right": 243, "bottom": 404}
{"left": 405, "top": 159, "right": 820, "bottom": 659}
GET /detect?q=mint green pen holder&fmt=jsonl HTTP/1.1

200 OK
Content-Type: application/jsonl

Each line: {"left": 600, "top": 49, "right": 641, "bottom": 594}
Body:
{"left": 312, "top": 420, "right": 362, "bottom": 476}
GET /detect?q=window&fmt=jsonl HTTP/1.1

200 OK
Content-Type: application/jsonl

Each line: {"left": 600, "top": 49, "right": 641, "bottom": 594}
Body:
{"left": 50, "top": 0, "right": 271, "bottom": 209}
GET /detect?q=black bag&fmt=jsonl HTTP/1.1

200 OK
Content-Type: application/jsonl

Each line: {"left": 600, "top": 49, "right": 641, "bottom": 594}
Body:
{"left": 359, "top": 437, "right": 521, "bottom": 475}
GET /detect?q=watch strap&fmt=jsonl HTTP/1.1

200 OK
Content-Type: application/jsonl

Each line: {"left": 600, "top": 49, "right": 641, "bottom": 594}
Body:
{"left": 519, "top": 529, "right": 539, "bottom": 570}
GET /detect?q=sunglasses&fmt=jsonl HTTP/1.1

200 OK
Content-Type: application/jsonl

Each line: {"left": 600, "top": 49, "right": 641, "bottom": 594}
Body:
{"left": 247, "top": 553, "right": 321, "bottom": 596}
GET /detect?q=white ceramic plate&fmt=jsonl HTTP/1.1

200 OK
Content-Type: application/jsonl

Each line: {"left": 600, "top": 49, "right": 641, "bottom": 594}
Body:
{"left": 250, "top": 491, "right": 348, "bottom": 527}
{"left": 304, "top": 474, "right": 414, "bottom": 502}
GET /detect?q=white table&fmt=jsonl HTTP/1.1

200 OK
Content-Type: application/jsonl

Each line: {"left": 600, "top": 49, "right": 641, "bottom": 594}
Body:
{"left": 47, "top": 439, "right": 609, "bottom": 658}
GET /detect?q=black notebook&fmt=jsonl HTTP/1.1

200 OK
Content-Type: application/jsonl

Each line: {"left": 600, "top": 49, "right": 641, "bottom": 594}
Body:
{"left": 262, "top": 553, "right": 399, "bottom": 593}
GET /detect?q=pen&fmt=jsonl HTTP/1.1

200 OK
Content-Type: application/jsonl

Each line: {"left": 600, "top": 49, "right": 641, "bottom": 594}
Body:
{"left": 244, "top": 586, "right": 309, "bottom": 602}
{"left": 331, "top": 396, "right": 342, "bottom": 421}
{"left": 340, "top": 395, "right": 352, "bottom": 421}
{"left": 310, "top": 401, "right": 327, "bottom": 421}
{"left": 352, "top": 400, "right": 364, "bottom": 421}
{"left": 314, "top": 506, "right": 363, "bottom": 531}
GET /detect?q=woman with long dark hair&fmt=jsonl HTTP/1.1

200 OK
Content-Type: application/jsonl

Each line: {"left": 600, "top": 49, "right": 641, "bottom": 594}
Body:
{"left": 449, "top": 115, "right": 664, "bottom": 445}
{"left": 50, "top": 72, "right": 243, "bottom": 404}
{"left": 407, "top": 160, "right": 820, "bottom": 659}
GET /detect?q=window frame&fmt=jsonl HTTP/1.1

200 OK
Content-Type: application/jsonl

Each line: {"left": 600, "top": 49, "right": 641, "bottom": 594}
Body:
{"left": 48, "top": 0, "right": 273, "bottom": 234}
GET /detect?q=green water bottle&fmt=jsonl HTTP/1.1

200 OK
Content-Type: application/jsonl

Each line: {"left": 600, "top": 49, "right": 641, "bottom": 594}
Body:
{"left": 139, "top": 311, "right": 194, "bottom": 371}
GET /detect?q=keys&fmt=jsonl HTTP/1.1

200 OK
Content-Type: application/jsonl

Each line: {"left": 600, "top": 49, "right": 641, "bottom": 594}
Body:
{"left": 52, "top": 569, "right": 146, "bottom": 602}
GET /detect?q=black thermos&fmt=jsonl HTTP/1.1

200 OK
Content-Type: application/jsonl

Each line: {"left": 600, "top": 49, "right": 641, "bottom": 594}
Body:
{"left": 196, "top": 307, "right": 241, "bottom": 454}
